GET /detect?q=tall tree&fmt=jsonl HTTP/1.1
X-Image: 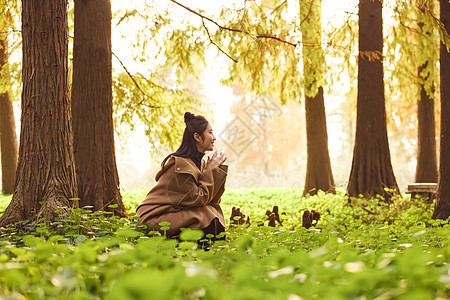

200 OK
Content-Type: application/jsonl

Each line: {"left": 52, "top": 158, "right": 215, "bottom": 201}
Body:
{"left": 432, "top": 0, "right": 450, "bottom": 220}
{"left": 347, "top": 0, "right": 399, "bottom": 200}
{"left": 300, "top": 0, "right": 335, "bottom": 196}
{"left": 415, "top": 62, "right": 437, "bottom": 183}
{"left": 0, "top": 0, "right": 77, "bottom": 226}
{"left": 391, "top": 1, "right": 439, "bottom": 184}
{"left": 385, "top": 0, "right": 440, "bottom": 187}
{"left": 72, "top": 0, "right": 126, "bottom": 216}
{"left": 415, "top": 4, "right": 438, "bottom": 183}
{"left": 0, "top": 39, "right": 17, "bottom": 194}
{"left": 0, "top": 0, "right": 20, "bottom": 195}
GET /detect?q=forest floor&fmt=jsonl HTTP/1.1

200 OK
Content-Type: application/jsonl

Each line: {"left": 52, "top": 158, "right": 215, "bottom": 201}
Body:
{"left": 0, "top": 188, "right": 448, "bottom": 299}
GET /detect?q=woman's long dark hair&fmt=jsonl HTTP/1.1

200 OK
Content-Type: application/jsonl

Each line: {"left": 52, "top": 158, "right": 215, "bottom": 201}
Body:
{"left": 161, "top": 112, "right": 209, "bottom": 167}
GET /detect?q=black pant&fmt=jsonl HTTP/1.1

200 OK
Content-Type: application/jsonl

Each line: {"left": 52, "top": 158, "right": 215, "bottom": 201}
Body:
{"left": 199, "top": 218, "right": 225, "bottom": 249}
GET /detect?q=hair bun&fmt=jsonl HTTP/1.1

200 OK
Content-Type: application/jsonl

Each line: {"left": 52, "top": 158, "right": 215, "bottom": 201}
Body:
{"left": 184, "top": 112, "right": 195, "bottom": 124}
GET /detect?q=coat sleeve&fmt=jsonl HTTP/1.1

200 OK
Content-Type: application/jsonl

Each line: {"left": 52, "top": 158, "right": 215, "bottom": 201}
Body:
{"left": 208, "top": 165, "right": 227, "bottom": 204}
{"left": 175, "top": 164, "right": 227, "bottom": 207}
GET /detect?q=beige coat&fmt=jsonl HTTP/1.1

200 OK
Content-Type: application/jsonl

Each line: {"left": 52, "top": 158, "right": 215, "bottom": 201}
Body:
{"left": 136, "top": 156, "right": 228, "bottom": 237}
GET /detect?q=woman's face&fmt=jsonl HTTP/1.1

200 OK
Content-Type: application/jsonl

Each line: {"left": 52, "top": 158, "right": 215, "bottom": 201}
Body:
{"left": 195, "top": 123, "right": 216, "bottom": 153}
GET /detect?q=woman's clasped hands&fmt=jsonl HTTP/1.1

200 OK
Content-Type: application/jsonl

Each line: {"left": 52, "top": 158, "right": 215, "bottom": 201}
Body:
{"left": 207, "top": 151, "right": 227, "bottom": 168}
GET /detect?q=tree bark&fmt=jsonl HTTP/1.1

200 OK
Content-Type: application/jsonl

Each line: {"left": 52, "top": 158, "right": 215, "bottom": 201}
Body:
{"left": 432, "top": 0, "right": 450, "bottom": 220}
{"left": 347, "top": 0, "right": 399, "bottom": 200}
{"left": 0, "top": 0, "right": 78, "bottom": 226}
{"left": 0, "top": 39, "right": 18, "bottom": 194}
{"left": 300, "top": 0, "right": 335, "bottom": 196}
{"left": 72, "top": 0, "right": 126, "bottom": 216}
{"left": 415, "top": 63, "right": 437, "bottom": 183}
{"left": 303, "top": 88, "right": 335, "bottom": 196}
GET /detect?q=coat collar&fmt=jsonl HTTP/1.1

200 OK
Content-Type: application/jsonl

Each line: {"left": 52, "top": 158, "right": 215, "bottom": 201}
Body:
{"left": 155, "top": 156, "right": 204, "bottom": 183}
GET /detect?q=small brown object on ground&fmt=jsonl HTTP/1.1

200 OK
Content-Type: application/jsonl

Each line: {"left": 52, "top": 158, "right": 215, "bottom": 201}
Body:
{"left": 302, "top": 210, "right": 312, "bottom": 229}
{"left": 311, "top": 210, "right": 321, "bottom": 224}
{"left": 303, "top": 209, "right": 321, "bottom": 228}
{"left": 230, "top": 207, "right": 250, "bottom": 225}
{"left": 272, "top": 205, "right": 282, "bottom": 225}
{"left": 268, "top": 213, "right": 276, "bottom": 227}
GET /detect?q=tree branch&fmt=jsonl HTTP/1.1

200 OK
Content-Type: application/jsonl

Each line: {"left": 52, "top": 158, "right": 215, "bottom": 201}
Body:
{"left": 273, "top": 1, "right": 288, "bottom": 15}
{"left": 427, "top": 9, "right": 450, "bottom": 45}
{"left": 255, "top": 34, "right": 297, "bottom": 47}
{"left": 112, "top": 52, "right": 163, "bottom": 109}
{"left": 135, "top": 72, "right": 185, "bottom": 107}
{"left": 299, "top": 0, "right": 315, "bottom": 28}
{"left": 0, "top": 30, "right": 21, "bottom": 35}
{"left": 170, "top": 0, "right": 242, "bottom": 33}
{"left": 169, "top": 0, "right": 297, "bottom": 49}
{"left": 202, "top": 19, "right": 237, "bottom": 63}
{"left": 112, "top": 52, "right": 146, "bottom": 96}
{"left": 8, "top": 38, "right": 21, "bottom": 58}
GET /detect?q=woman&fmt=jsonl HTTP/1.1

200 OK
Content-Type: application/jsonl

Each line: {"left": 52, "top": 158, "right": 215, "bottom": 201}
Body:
{"left": 136, "top": 112, "right": 228, "bottom": 239}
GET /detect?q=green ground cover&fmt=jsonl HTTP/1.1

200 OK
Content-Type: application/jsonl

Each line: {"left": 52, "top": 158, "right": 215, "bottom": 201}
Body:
{"left": 0, "top": 188, "right": 449, "bottom": 299}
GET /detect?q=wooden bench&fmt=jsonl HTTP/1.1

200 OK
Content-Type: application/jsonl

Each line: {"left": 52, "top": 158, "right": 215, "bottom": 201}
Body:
{"left": 406, "top": 183, "right": 437, "bottom": 202}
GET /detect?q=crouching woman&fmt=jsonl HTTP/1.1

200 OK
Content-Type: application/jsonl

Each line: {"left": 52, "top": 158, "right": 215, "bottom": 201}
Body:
{"left": 136, "top": 112, "right": 228, "bottom": 240}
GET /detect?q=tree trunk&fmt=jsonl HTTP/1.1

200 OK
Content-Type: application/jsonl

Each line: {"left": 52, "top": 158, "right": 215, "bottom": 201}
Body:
{"left": 300, "top": 0, "right": 335, "bottom": 196}
{"left": 415, "top": 63, "right": 437, "bottom": 183}
{"left": 0, "top": 39, "right": 18, "bottom": 194}
{"left": 72, "top": 0, "right": 126, "bottom": 216}
{"left": 303, "top": 88, "right": 335, "bottom": 196}
{"left": 0, "top": 0, "right": 78, "bottom": 226}
{"left": 347, "top": 0, "right": 399, "bottom": 200}
{"left": 432, "top": 0, "right": 450, "bottom": 219}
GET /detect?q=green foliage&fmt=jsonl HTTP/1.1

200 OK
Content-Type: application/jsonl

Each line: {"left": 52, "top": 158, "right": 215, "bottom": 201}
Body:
{"left": 163, "top": 27, "right": 207, "bottom": 80}
{"left": 218, "top": 1, "right": 302, "bottom": 104}
{"left": 0, "top": 188, "right": 449, "bottom": 299}
{"left": 0, "top": 0, "right": 22, "bottom": 100}
{"left": 323, "top": 6, "right": 358, "bottom": 100}
{"left": 121, "top": 0, "right": 305, "bottom": 104}
{"left": 0, "top": 0, "right": 20, "bottom": 40}
{"left": 421, "top": 0, "right": 450, "bottom": 53}
{"left": 386, "top": 0, "right": 439, "bottom": 103}
{"left": 299, "top": 0, "right": 325, "bottom": 98}
{"left": 0, "top": 193, "right": 10, "bottom": 214}
{"left": 112, "top": 71, "right": 203, "bottom": 153}
{"left": 381, "top": 0, "right": 440, "bottom": 183}
{"left": 0, "top": 60, "right": 21, "bottom": 97}
{"left": 112, "top": 3, "right": 208, "bottom": 153}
